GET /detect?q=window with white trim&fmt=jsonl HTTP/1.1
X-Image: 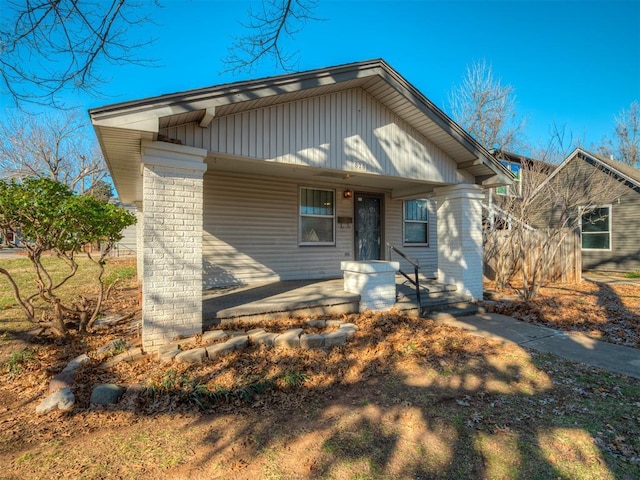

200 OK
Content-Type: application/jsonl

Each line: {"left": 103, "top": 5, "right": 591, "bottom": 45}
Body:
{"left": 581, "top": 206, "right": 611, "bottom": 250}
{"left": 496, "top": 160, "right": 522, "bottom": 196}
{"left": 403, "top": 199, "right": 429, "bottom": 245}
{"left": 299, "top": 187, "right": 335, "bottom": 245}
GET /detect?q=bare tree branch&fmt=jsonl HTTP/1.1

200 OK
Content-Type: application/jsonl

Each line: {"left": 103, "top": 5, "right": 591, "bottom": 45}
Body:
{"left": 0, "top": 0, "right": 158, "bottom": 108}
{"left": 449, "top": 60, "right": 526, "bottom": 151}
{"left": 614, "top": 101, "right": 640, "bottom": 167}
{"left": 485, "top": 152, "right": 628, "bottom": 299}
{"left": 0, "top": 111, "right": 109, "bottom": 193}
{"left": 222, "top": 0, "right": 320, "bottom": 74}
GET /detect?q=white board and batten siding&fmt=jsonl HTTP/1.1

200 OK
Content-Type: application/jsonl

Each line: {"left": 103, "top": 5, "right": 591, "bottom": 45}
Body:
{"left": 163, "top": 87, "right": 471, "bottom": 185}
{"left": 202, "top": 171, "right": 437, "bottom": 287}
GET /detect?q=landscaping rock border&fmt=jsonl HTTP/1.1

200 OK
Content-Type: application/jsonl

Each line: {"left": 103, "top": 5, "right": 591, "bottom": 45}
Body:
{"left": 154, "top": 319, "right": 360, "bottom": 364}
{"left": 37, "top": 337, "right": 142, "bottom": 415}
{"left": 36, "top": 320, "right": 360, "bottom": 413}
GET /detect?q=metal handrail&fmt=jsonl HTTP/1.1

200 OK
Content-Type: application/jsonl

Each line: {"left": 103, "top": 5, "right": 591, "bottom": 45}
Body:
{"left": 386, "top": 242, "right": 422, "bottom": 309}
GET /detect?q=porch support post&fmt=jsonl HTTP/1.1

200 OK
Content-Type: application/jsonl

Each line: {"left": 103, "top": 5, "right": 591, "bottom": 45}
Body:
{"left": 140, "top": 140, "right": 208, "bottom": 349}
{"left": 433, "top": 184, "right": 485, "bottom": 300}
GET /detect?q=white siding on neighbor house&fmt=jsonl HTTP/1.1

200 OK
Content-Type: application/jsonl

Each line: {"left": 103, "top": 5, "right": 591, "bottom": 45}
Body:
{"left": 202, "top": 171, "right": 438, "bottom": 287}
{"left": 164, "top": 88, "right": 463, "bottom": 185}
{"left": 111, "top": 205, "right": 137, "bottom": 257}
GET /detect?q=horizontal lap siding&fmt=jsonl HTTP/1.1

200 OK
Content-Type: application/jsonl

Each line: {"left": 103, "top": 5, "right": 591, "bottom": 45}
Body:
{"left": 203, "top": 172, "right": 354, "bottom": 287}
{"left": 202, "top": 172, "right": 438, "bottom": 287}
{"left": 386, "top": 200, "right": 438, "bottom": 278}
{"left": 164, "top": 88, "right": 459, "bottom": 184}
{"left": 583, "top": 190, "right": 640, "bottom": 271}
{"left": 545, "top": 155, "right": 640, "bottom": 272}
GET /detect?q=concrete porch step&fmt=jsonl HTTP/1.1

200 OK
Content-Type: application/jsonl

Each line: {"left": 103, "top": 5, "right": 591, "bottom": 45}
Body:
{"left": 395, "top": 292, "right": 475, "bottom": 313}
{"left": 394, "top": 277, "right": 477, "bottom": 317}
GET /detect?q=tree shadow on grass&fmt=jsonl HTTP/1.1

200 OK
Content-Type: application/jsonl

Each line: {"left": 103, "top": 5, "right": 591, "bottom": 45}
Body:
{"left": 146, "top": 314, "right": 639, "bottom": 479}
{"left": 3, "top": 311, "right": 640, "bottom": 479}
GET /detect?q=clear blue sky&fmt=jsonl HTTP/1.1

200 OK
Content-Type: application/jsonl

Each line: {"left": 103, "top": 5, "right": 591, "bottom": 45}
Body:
{"left": 3, "top": 0, "right": 640, "bottom": 153}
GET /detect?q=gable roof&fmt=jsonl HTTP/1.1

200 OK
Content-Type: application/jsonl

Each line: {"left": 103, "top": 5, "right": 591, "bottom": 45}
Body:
{"left": 590, "top": 152, "right": 640, "bottom": 187}
{"left": 532, "top": 148, "right": 640, "bottom": 198}
{"left": 90, "top": 59, "right": 512, "bottom": 203}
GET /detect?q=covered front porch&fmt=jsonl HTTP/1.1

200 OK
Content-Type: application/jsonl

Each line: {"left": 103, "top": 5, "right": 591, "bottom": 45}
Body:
{"left": 203, "top": 274, "right": 475, "bottom": 327}
{"left": 90, "top": 60, "right": 512, "bottom": 349}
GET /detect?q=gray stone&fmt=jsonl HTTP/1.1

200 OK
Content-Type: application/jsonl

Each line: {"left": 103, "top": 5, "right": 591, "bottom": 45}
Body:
{"left": 157, "top": 343, "right": 179, "bottom": 356}
{"left": 226, "top": 330, "right": 248, "bottom": 338}
{"left": 158, "top": 346, "right": 181, "bottom": 363}
{"left": 48, "top": 353, "right": 91, "bottom": 394}
{"left": 102, "top": 347, "right": 145, "bottom": 368}
{"left": 251, "top": 331, "right": 278, "bottom": 347}
{"left": 305, "top": 319, "right": 327, "bottom": 328}
{"left": 300, "top": 333, "right": 325, "bottom": 349}
{"left": 338, "top": 325, "right": 358, "bottom": 339}
{"left": 96, "top": 338, "right": 130, "bottom": 355}
{"left": 202, "top": 330, "right": 229, "bottom": 344}
{"left": 338, "top": 322, "right": 359, "bottom": 331}
{"left": 226, "top": 335, "right": 249, "bottom": 350}
{"left": 326, "top": 319, "right": 346, "bottom": 327}
{"left": 323, "top": 330, "right": 347, "bottom": 347}
{"left": 205, "top": 342, "right": 235, "bottom": 359}
{"left": 60, "top": 354, "right": 90, "bottom": 375}
{"left": 247, "top": 328, "right": 266, "bottom": 340}
{"left": 36, "top": 388, "right": 75, "bottom": 414}
{"left": 175, "top": 347, "right": 207, "bottom": 364}
{"left": 275, "top": 328, "right": 303, "bottom": 348}
{"left": 90, "top": 384, "right": 126, "bottom": 405}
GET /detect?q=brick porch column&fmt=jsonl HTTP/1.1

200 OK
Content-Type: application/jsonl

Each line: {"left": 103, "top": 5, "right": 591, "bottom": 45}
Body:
{"left": 433, "top": 184, "right": 484, "bottom": 300}
{"left": 140, "top": 140, "right": 208, "bottom": 349}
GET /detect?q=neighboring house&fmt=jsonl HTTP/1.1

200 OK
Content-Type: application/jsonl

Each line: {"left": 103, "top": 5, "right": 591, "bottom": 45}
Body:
{"left": 89, "top": 59, "right": 512, "bottom": 348}
{"left": 109, "top": 203, "right": 137, "bottom": 257}
{"left": 484, "top": 147, "right": 640, "bottom": 273}
{"left": 533, "top": 148, "right": 640, "bottom": 272}
{"left": 483, "top": 150, "right": 552, "bottom": 231}
{"left": 0, "top": 228, "right": 22, "bottom": 248}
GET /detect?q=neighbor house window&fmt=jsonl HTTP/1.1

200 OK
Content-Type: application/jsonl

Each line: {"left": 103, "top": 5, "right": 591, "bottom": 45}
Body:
{"left": 496, "top": 160, "right": 522, "bottom": 196}
{"left": 404, "top": 199, "right": 429, "bottom": 245}
{"left": 299, "top": 187, "right": 335, "bottom": 245}
{"left": 581, "top": 206, "right": 611, "bottom": 250}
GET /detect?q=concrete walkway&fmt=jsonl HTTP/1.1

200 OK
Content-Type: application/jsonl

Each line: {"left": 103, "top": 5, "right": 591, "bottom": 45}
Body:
{"left": 582, "top": 272, "right": 640, "bottom": 285}
{"left": 434, "top": 312, "right": 640, "bottom": 380}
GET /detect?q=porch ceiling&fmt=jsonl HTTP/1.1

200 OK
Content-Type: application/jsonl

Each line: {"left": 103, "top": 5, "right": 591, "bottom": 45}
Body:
{"left": 90, "top": 59, "right": 513, "bottom": 204}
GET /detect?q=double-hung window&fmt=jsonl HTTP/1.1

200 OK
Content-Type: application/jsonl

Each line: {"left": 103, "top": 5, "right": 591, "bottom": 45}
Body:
{"left": 581, "top": 206, "right": 611, "bottom": 250}
{"left": 299, "top": 187, "right": 335, "bottom": 245}
{"left": 403, "top": 199, "right": 429, "bottom": 245}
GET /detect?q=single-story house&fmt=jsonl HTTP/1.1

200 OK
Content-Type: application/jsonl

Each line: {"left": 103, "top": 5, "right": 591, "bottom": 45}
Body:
{"left": 89, "top": 59, "right": 512, "bottom": 348}
{"left": 534, "top": 148, "right": 640, "bottom": 272}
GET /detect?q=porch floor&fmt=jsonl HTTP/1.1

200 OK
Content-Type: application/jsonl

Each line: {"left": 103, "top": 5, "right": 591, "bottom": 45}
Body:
{"left": 203, "top": 275, "right": 468, "bottom": 327}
